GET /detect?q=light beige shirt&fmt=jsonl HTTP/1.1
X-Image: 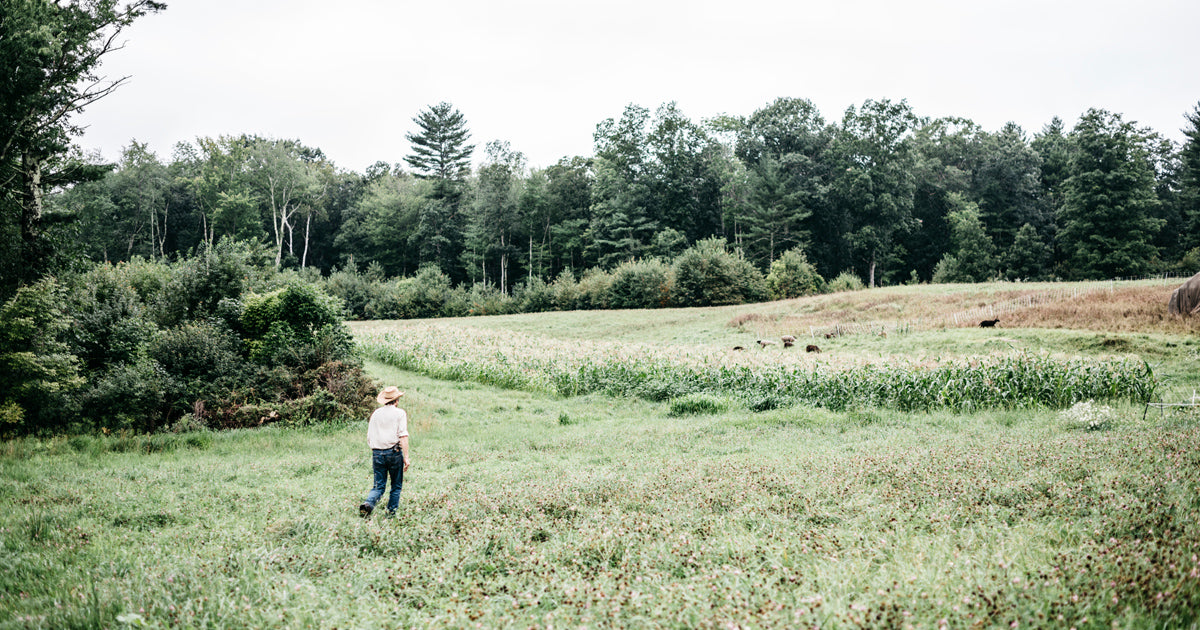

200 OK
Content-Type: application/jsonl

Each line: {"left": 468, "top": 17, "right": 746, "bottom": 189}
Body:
{"left": 366, "top": 405, "right": 408, "bottom": 450}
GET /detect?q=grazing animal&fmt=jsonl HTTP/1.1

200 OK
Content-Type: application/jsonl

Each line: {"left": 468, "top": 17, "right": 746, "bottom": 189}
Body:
{"left": 781, "top": 335, "right": 796, "bottom": 348}
{"left": 732, "top": 345, "right": 745, "bottom": 351}
{"left": 756, "top": 339, "right": 776, "bottom": 349}
{"left": 979, "top": 318, "right": 1000, "bottom": 328}
{"left": 806, "top": 344, "right": 821, "bottom": 353}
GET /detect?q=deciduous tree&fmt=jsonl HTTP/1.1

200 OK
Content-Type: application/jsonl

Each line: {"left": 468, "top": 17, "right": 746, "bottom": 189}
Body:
{"left": 0, "top": 0, "right": 165, "bottom": 292}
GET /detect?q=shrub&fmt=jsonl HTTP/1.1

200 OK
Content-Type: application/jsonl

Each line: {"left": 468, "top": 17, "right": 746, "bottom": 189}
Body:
{"left": 403, "top": 264, "right": 456, "bottom": 318}
{"left": 149, "top": 320, "right": 250, "bottom": 413}
{"left": 609, "top": 258, "right": 673, "bottom": 309}
{"left": 513, "top": 277, "right": 556, "bottom": 313}
{"left": 168, "top": 238, "right": 272, "bottom": 325}
{"left": 364, "top": 280, "right": 406, "bottom": 320}
{"left": 765, "top": 247, "right": 825, "bottom": 300}
{"left": 931, "top": 254, "right": 969, "bottom": 284}
{"left": 324, "top": 265, "right": 380, "bottom": 320}
{"left": 668, "top": 394, "right": 729, "bottom": 416}
{"left": 460, "top": 283, "right": 514, "bottom": 317}
{"left": 80, "top": 358, "right": 171, "bottom": 433}
{"left": 550, "top": 269, "right": 582, "bottom": 311}
{"left": 67, "top": 267, "right": 159, "bottom": 371}
{"left": 827, "top": 270, "right": 865, "bottom": 293}
{"left": 0, "top": 279, "right": 83, "bottom": 435}
{"left": 576, "top": 268, "right": 614, "bottom": 310}
{"left": 241, "top": 284, "right": 345, "bottom": 360}
{"left": 672, "top": 238, "right": 767, "bottom": 307}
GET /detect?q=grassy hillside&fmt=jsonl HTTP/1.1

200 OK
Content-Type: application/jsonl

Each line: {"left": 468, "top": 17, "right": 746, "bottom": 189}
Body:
{"left": 2, "top": 280, "right": 1198, "bottom": 628}
{"left": 351, "top": 279, "right": 1200, "bottom": 401}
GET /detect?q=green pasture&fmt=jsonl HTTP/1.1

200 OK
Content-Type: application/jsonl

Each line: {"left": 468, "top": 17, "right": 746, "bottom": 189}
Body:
{"left": 4, "top": 283, "right": 1200, "bottom": 629}
{"left": 3, "top": 357, "right": 1199, "bottom": 628}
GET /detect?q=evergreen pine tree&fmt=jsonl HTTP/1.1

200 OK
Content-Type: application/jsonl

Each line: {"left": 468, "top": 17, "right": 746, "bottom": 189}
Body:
{"left": 1057, "top": 109, "right": 1163, "bottom": 279}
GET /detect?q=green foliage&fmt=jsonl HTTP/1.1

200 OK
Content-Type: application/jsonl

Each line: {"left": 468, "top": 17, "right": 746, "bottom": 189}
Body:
{"left": 405, "top": 102, "right": 475, "bottom": 181}
{"left": 671, "top": 238, "right": 767, "bottom": 306}
{"left": 0, "top": 252, "right": 373, "bottom": 435}
{"left": 397, "top": 265, "right": 455, "bottom": 318}
{"left": 1058, "top": 109, "right": 1164, "bottom": 279}
{"left": 608, "top": 258, "right": 673, "bottom": 309}
{"left": 149, "top": 320, "right": 248, "bottom": 413}
{"left": 931, "top": 254, "right": 967, "bottom": 283}
{"left": 66, "top": 265, "right": 159, "bottom": 371}
{"left": 1004, "top": 223, "right": 1052, "bottom": 280}
{"left": 1176, "top": 103, "right": 1200, "bottom": 250}
{"left": 0, "top": 0, "right": 165, "bottom": 291}
{"left": 765, "top": 246, "right": 825, "bottom": 299}
{"left": 81, "top": 358, "right": 170, "bottom": 433}
{"left": 512, "top": 277, "right": 556, "bottom": 313}
{"left": 324, "top": 265, "right": 380, "bottom": 319}
{"left": 943, "top": 193, "right": 997, "bottom": 282}
{"left": 241, "top": 283, "right": 345, "bottom": 362}
{"left": 827, "top": 270, "right": 865, "bottom": 292}
{"left": 456, "top": 283, "right": 514, "bottom": 317}
{"left": 668, "top": 393, "right": 729, "bottom": 416}
{"left": 574, "top": 268, "right": 614, "bottom": 310}
{"left": 0, "top": 279, "right": 83, "bottom": 435}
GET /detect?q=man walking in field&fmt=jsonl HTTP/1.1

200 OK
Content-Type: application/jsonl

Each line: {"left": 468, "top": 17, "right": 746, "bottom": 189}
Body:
{"left": 360, "top": 386, "right": 411, "bottom": 517}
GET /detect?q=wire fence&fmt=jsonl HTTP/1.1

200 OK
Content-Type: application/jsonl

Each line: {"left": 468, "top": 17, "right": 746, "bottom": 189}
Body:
{"left": 808, "top": 273, "right": 1193, "bottom": 340}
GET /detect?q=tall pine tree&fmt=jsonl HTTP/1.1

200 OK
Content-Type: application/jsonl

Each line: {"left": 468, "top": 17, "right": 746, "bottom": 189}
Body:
{"left": 404, "top": 102, "right": 475, "bottom": 279}
{"left": 1057, "top": 109, "right": 1162, "bottom": 279}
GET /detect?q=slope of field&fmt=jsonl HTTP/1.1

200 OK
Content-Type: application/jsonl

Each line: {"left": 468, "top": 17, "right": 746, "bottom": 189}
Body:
{"left": 2, "top": 361, "right": 1197, "bottom": 628}
{"left": 3, "top": 281, "right": 1198, "bottom": 629}
{"left": 350, "top": 280, "right": 1200, "bottom": 401}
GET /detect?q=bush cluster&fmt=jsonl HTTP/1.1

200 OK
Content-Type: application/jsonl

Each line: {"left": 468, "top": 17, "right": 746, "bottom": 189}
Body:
{"left": 0, "top": 240, "right": 376, "bottom": 437}
{"left": 324, "top": 239, "right": 833, "bottom": 319}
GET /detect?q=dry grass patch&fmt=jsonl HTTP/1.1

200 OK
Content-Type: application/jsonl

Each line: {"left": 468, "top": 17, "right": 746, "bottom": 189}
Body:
{"left": 732, "top": 281, "right": 1200, "bottom": 338}
{"left": 1004, "top": 285, "right": 1200, "bottom": 333}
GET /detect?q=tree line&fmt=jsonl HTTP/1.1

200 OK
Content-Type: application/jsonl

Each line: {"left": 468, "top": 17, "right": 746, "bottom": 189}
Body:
{"left": 5, "top": 97, "right": 1194, "bottom": 304}
{"left": 3, "top": 2, "right": 1199, "bottom": 306}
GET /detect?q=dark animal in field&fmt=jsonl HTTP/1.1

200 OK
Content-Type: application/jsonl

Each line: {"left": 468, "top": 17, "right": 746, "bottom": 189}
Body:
{"left": 1168, "top": 271, "right": 1200, "bottom": 317}
{"left": 979, "top": 318, "right": 1000, "bottom": 328}
{"left": 732, "top": 345, "right": 745, "bottom": 351}
{"left": 806, "top": 344, "right": 821, "bottom": 353}
{"left": 781, "top": 335, "right": 796, "bottom": 348}
{"left": 756, "top": 339, "right": 776, "bottom": 348}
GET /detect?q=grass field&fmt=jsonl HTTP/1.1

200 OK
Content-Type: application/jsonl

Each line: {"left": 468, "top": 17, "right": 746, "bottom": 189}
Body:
{"left": 2, "top": 281, "right": 1199, "bottom": 629}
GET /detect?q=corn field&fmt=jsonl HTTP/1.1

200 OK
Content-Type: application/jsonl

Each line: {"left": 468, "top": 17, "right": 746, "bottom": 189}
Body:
{"left": 356, "top": 324, "right": 1156, "bottom": 413}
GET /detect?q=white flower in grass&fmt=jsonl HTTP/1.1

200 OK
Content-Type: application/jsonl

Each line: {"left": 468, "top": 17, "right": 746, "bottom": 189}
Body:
{"left": 1060, "top": 400, "right": 1113, "bottom": 431}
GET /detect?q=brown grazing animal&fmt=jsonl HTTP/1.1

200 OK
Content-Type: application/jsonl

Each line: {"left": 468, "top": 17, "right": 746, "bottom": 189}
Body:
{"left": 732, "top": 345, "right": 745, "bottom": 351}
{"left": 979, "top": 318, "right": 999, "bottom": 328}
{"left": 781, "top": 335, "right": 796, "bottom": 348}
{"left": 806, "top": 344, "right": 821, "bottom": 353}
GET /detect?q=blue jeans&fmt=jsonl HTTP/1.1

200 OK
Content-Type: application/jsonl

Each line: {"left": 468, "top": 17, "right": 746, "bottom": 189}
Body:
{"left": 365, "top": 448, "right": 404, "bottom": 513}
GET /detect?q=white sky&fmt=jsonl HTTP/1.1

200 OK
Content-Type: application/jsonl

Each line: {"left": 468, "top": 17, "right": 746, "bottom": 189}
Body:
{"left": 76, "top": 0, "right": 1200, "bottom": 173}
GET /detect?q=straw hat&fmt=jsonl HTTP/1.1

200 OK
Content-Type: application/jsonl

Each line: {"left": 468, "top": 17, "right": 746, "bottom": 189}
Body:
{"left": 376, "top": 386, "right": 404, "bottom": 405}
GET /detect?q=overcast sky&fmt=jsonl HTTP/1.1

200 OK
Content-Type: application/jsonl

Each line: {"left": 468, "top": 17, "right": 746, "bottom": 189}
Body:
{"left": 76, "top": 0, "right": 1200, "bottom": 173}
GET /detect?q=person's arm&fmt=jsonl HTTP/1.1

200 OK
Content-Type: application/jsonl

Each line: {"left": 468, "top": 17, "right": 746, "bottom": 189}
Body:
{"left": 398, "top": 435, "right": 410, "bottom": 471}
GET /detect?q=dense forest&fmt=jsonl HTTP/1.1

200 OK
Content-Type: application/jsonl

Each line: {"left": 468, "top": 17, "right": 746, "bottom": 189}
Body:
{"left": 5, "top": 95, "right": 1200, "bottom": 305}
